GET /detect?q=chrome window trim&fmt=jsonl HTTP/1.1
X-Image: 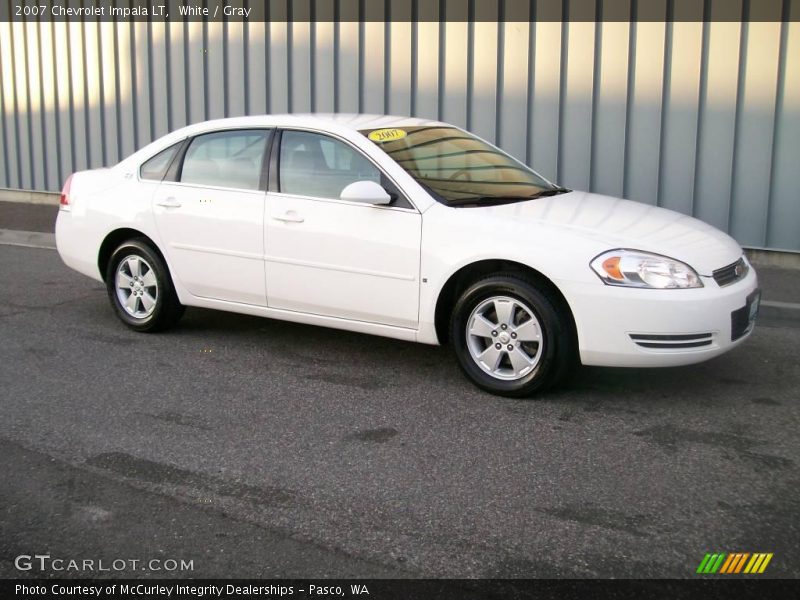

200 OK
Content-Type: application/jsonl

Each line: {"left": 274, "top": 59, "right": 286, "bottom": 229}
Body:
{"left": 267, "top": 190, "right": 419, "bottom": 214}
{"left": 154, "top": 179, "right": 267, "bottom": 196}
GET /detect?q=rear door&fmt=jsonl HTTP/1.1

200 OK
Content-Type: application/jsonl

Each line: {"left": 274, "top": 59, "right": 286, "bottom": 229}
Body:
{"left": 152, "top": 129, "right": 271, "bottom": 306}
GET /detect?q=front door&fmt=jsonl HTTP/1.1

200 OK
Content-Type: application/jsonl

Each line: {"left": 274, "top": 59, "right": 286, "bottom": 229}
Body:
{"left": 265, "top": 129, "right": 421, "bottom": 329}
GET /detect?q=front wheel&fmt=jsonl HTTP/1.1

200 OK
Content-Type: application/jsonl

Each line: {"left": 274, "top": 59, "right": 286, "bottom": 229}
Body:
{"left": 105, "top": 239, "right": 184, "bottom": 332}
{"left": 450, "top": 274, "right": 575, "bottom": 397}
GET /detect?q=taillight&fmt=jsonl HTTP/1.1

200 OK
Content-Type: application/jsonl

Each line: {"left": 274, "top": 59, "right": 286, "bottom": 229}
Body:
{"left": 60, "top": 174, "right": 73, "bottom": 209}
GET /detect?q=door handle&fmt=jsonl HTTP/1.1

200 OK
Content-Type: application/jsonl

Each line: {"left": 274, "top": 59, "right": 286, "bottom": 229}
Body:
{"left": 156, "top": 196, "right": 182, "bottom": 208}
{"left": 273, "top": 211, "right": 304, "bottom": 223}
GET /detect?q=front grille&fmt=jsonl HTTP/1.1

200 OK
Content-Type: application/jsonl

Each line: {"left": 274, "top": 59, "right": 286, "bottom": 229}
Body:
{"left": 713, "top": 257, "right": 748, "bottom": 287}
{"left": 629, "top": 333, "right": 714, "bottom": 350}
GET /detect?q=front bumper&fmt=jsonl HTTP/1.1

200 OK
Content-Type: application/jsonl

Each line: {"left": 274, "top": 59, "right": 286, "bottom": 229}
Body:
{"left": 560, "top": 266, "right": 760, "bottom": 368}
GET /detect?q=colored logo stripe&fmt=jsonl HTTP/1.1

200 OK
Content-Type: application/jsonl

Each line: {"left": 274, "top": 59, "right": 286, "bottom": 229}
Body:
{"left": 696, "top": 554, "right": 712, "bottom": 573}
{"left": 719, "top": 553, "right": 736, "bottom": 573}
{"left": 697, "top": 553, "right": 726, "bottom": 573}
{"left": 720, "top": 553, "right": 750, "bottom": 573}
{"left": 744, "top": 553, "right": 773, "bottom": 574}
{"left": 698, "top": 552, "right": 773, "bottom": 574}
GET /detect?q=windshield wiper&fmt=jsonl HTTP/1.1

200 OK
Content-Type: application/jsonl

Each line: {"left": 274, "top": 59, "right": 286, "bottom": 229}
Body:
{"left": 447, "top": 187, "right": 571, "bottom": 207}
{"left": 529, "top": 187, "right": 571, "bottom": 198}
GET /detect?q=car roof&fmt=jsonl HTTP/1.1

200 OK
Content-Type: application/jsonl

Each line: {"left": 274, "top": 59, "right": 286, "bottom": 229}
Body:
{"left": 294, "top": 113, "right": 446, "bottom": 129}
{"left": 119, "top": 113, "right": 448, "bottom": 169}
{"left": 188, "top": 113, "right": 446, "bottom": 133}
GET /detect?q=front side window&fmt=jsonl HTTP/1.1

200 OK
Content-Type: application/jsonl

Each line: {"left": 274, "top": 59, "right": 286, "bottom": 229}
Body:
{"left": 361, "top": 126, "right": 565, "bottom": 206}
{"left": 140, "top": 141, "right": 182, "bottom": 181}
{"left": 180, "top": 130, "right": 268, "bottom": 191}
{"left": 279, "top": 130, "right": 381, "bottom": 200}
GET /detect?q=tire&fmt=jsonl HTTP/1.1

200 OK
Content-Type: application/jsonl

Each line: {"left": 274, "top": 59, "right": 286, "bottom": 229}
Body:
{"left": 450, "top": 273, "right": 575, "bottom": 398}
{"left": 105, "top": 239, "right": 185, "bottom": 332}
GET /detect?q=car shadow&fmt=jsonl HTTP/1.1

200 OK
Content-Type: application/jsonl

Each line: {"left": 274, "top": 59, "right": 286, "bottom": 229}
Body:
{"left": 169, "top": 307, "right": 759, "bottom": 408}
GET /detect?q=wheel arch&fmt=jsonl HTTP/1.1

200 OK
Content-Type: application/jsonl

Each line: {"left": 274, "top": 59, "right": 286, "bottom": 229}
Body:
{"left": 433, "top": 259, "right": 578, "bottom": 346}
{"left": 97, "top": 228, "right": 168, "bottom": 282}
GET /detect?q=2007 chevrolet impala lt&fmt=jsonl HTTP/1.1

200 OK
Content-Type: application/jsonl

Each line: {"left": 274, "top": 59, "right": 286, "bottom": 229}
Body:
{"left": 56, "top": 114, "right": 760, "bottom": 397}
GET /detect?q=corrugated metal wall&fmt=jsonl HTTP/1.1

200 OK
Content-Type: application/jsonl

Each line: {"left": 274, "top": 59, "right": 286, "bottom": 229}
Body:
{"left": 1, "top": 7, "right": 798, "bottom": 251}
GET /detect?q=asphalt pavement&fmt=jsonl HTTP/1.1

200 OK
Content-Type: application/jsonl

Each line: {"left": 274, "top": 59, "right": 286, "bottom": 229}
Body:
{"left": 1, "top": 240, "right": 798, "bottom": 580}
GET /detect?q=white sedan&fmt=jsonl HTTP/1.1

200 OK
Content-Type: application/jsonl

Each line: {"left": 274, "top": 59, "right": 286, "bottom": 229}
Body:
{"left": 56, "top": 114, "right": 760, "bottom": 397}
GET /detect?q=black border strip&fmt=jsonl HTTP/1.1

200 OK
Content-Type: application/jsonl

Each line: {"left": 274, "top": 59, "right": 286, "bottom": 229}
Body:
{"left": 3, "top": 578, "right": 799, "bottom": 600}
{"left": 1, "top": 0, "right": 795, "bottom": 23}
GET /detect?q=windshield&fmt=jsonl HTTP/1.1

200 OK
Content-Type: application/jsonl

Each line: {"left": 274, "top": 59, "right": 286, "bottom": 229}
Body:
{"left": 360, "top": 125, "right": 564, "bottom": 206}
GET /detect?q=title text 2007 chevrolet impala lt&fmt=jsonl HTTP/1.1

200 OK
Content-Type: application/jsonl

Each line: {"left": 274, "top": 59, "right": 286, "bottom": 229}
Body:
{"left": 56, "top": 114, "right": 759, "bottom": 397}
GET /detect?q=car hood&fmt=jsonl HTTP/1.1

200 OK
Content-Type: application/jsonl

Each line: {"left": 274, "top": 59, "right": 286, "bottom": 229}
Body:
{"left": 469, "top": 191, "right": 742, "bottom": 275}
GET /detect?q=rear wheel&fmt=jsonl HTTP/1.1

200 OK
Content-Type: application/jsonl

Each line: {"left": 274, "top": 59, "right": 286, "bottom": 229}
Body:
{"left": 450, "top": 274, "right": 574, "bottom": 397}
{"left": 105, "top": 239, "right": 184, "bottom": 332}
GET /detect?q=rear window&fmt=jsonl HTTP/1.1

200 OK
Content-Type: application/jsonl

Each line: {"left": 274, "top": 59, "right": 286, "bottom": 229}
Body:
{"left": 180, "top": 130, "right": 269, "bottom": 191}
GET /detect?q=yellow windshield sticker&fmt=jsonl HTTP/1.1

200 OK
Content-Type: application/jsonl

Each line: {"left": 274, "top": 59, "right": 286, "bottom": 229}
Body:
{"left": 368, "top": 128, "right": 407, "bottom": 143}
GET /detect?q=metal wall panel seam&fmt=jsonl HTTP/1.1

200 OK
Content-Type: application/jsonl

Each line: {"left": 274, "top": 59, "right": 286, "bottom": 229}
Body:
{"left": 656, "top": 2, "right": 674, "bottom": 208}
{"left": 690, "top": 3, "right": 711, "bottom": 219}
{"left": 357, "top": 13, "right": 364, "bottom": 112}
{"left": 9, "top": 19, "right": 25, "bottom": 188}
{"left": 409, "top": 1, "right": 418, "bottom": 116}
{"left": 46, "top": 18, "right": 63, "bottom": 187}
{"left": 727, "top": 3, "right": 749, "bottom": 236}
{"left": 334, "top": 11, "right": 340, "bottom": 113}
{"left": 96, "top": 20, "right": 108, "bottom": 167}
{"left": 113, "top": 19, "right": 124, "bottom": 162}
{"left": 765, "top": 0, "right": 790, "bottom": 248}
{"left": 524, "top": 11, "right": 535, "bottom": 167}
{"left": 222, "top": 17, "right": 229, "bottom": 117}
{"left": 202, "top": 19, "right": 209, "bottom": 121}
{"left": 128, "top": 19, "right": 139, "bottom": 150}
{"left": 465, "top": 0, "right": 474, "bottom": 132}
{"left": 555, "top": 14, "right": 567, "bottom": 183}
{"left": 183, "top": 20, "right": 191, "bottom": 124}
{"left": 310, "top": 9, "right": 317, "bottom": 112}
{"left": 0, "top": 20, "right": 8, "bottom": 188}
{"left": 265, "top": 10, "right": 272, "bottom": 114}
{"left": 21, "top": 20, "right": 35, "bottom": 189}
{"left": 437, "top": 0, "right": 445, "bottom": 121}
{"left": 588, "top": 14, "right": 602, "bottom": 191}
{"left": 383, "top": 10, "right": 390, "bottom": 115}
{"left": 494, "top": 4, "right": 505, "bottom": 148}
{"left": 286, "top": 2, "right": 293, "bottom": 112}
{"left": 34, "top": 19, "right": 49, "bottom": 189}
{"left": 245, "top": 18, "right": 253, "bottom": 116}
{"left": 145, "top": 19, "right": 154, "bottom": 143}
{"left": 166, "top": 21, "right": 175, "bottom": 130}
{"left": 622, "top": 5, "right": 636, "bottom": 199}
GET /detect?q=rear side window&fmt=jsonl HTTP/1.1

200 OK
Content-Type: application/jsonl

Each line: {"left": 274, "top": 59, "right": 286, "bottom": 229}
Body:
{"left": 180, "top": 130, "right": 269, "bottom": 191}
{"left": 140, "top": 142, "right": 182, "bottom": 181}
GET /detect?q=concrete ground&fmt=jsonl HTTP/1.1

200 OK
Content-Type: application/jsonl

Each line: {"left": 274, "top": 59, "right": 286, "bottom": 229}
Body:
{"left": 0, "top": 200, "right": 58, "bottom": 233}
{"left": 0, "top": 202, "right": 798, "bottom": 580}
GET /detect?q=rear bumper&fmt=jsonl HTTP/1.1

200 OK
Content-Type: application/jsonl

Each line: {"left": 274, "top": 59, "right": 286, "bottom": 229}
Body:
{"left": 560, "top": 266, "right": 759, "bottom": 367}
{"left": 55, "top": 209, "right": 104, "bottom": 281}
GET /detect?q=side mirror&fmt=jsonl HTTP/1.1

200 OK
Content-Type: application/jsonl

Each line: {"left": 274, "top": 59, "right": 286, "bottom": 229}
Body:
{"left": 340, "top": 180, "right": 392, "bottom": 205}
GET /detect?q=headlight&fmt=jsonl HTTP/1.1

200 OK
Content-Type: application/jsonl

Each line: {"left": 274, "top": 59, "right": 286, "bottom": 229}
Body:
{"left": 590, "top": 249, "right": 703, "bottom": 289}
